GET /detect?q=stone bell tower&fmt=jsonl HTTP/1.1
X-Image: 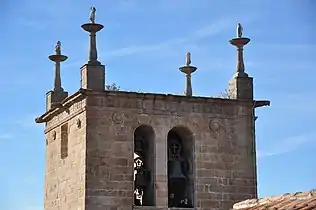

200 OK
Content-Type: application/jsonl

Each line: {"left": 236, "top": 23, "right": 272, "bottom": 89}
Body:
{"left": 35, "top": 8, "right": 270, "bottom": 210}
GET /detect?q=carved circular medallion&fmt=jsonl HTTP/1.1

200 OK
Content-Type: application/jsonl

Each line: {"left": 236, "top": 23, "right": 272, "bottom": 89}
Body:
{"left": 209, "top": 119, "right": 221, "bottom": 132}
{"left": 52, "top": 130, "right": 56, "bottom": 140}
{"left": 76, "top": 119, "right": 81, "bottom": 129}
{"left": 111, "top": 112, "right": 124, "bottom": 124}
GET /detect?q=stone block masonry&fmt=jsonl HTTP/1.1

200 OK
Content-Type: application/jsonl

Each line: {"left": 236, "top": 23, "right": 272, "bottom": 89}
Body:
{"left": 43, "top": 101, "right": 86, "bottom": 210}
{"left": 38, "top": 89, "right": 258, "bottom": 210}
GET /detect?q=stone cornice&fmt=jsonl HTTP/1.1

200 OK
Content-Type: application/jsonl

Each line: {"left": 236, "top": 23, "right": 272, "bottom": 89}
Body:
{"left": 35, "top": 88, "right": 86, "bottom": 123}
{"left": 35, "top": 89, "right": 256, "bottom": 124}
{"left": 84, "top": 89, "right": 252, "bottom": 105}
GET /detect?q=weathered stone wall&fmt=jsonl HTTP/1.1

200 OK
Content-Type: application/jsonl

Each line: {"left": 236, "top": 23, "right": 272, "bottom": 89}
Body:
{"left": 85, "top": 105, "right": 134, "bottom": 210}
{"left": 196, "top": 111, "right": 256, "bottom": 209}
{"left": 83, "top": 91, "right": 256, "bottom": 210}
{"left": 44, "top": 99, "right": 87, "bottom": 210}
{"left": 41, "top": 90, "right": 256, "bottom": 210}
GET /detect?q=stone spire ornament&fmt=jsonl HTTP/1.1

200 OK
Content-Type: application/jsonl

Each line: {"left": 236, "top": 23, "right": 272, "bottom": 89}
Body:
{"left": 179, "top": 52, "right": 197, "bottom": 97}
{"left": 227, "top": 23, "right": 255, "bottom": 100}
{"left": 185, "top": 52, "right": 191, "bottom": 66}
{"left": 229, "top": 22, "right": 250, "bottom": 77}
{"left": 45, "top": 41, "right": 69, "bottom": 111}
{"left": 89, "top": 7, "right": 96, "bottom": 24}
{"left": 81, "top": 6, "right": 104, "bottom": 65}
{"left": 49, "top": 41, "right": 68, "bottom": 92}
{"left": 79, "top": 7, "right": 106, "bottom": 91}
{"left": 237, "top": 23, "right": 243, "bottom": 38}
{"left": 55, "top": 41, "right": 61, "bottom": 55}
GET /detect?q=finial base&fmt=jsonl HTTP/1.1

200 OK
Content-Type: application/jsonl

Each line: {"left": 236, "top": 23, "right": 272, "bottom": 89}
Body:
{"left": 228, "top": 75, "right": 253, "bottom": 100}
{"left": 233, "top": 71, "right": 249, "bottom": 78}
{"left": 81, "top": 23, "right": 104, "bottom": 33}
{"left": 87, "top": 60, "right": 101, "bottom": 66}
{"left": 80, "top": 63, "right": 105, "bottom": 91}
{"left": 179, "top": 65, "right": 197, "bottom": 74}
{"left": 53, "top": 87, "right": 64, "bottom": 92}
{"left": 229, "top": 37, "right": 250, "bottom": 48}
{"left": 49, "top": 54, "right": 68, "bottom": 62}
{"left": 46, "top": 90, "right": 68, "bottom": 111}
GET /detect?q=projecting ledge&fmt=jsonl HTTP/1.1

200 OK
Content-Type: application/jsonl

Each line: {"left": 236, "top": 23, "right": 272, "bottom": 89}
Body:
{"left": 254, "top": 100, "right": 270, "bottom": 108}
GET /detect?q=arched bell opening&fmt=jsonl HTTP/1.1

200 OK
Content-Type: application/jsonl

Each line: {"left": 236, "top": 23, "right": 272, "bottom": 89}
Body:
{"left": 167, "top": 126, "right": 194, "bottom": 208}
{"left": 133, "top": 125, "right": 155, "bottom": 206}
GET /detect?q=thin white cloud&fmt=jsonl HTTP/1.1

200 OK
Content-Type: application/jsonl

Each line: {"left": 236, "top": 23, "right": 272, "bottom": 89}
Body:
{"left": 63, "top": 60, "right": 84, "bottom": 69}
{"left": 15, "top": 18, "right": 47, "bottom": 30}
{"left": 0, "top": 134, "right": 13, "bottom": 140}
{"left": 105, "top": 18, "right": 237, "bottom": 58}
{"left": 257, "top": 133, "right": 315, "bottom": 158}
{"left": 13, "top": 0, "right": 80, "bottom": 30}
{"left": 106, "top": 38, "right": 188, "bottom": 58}
{"left": 15, "top": 114, "right": 44, "bottom": 129}
{"left": 267, "top": 94, "right": 316, "bottom": 116}
{"left": 193, "top": 18, "right": 233, "bottom": 38}
{"left": 117, "top": 0, "right": 138, "bottom": 11}
{"left": 254, "top": 43, "right": 316, "bottom": 52}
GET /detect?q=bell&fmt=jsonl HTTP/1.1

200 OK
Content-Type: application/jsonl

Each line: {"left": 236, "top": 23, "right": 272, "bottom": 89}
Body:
{"left": 168, "top": 160, "right": 186, "bottom": 207}
{"left": 135, "top": 169, "right": 147, "bottom": 188}
{"left": 168, "top": 160, "right": 186, "bottom": 180}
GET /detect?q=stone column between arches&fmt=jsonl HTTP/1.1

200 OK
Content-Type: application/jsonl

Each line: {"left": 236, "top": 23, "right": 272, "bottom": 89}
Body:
{"left": 154, "top": 125, "right": 169, "bottom": 207}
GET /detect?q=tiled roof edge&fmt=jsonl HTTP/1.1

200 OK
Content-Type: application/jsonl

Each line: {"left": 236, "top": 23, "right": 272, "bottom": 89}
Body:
{"left": 233, "top": 189, "right": 316, "bottom": 209}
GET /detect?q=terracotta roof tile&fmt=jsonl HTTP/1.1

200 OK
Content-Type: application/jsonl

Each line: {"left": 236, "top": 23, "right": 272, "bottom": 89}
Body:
{"left": 233, "top": 189, "right": 316, "bottom": 210}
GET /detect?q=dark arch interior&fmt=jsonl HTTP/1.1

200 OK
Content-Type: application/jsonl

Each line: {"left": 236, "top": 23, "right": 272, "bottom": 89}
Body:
{"left": 167, "top": 127, "right": 194, "bottom": 208}
{"left": 133, "top": 125, "right": 155, "bottom": 206}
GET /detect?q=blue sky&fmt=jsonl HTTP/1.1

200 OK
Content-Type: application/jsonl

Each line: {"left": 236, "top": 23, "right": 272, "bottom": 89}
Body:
{"left": 1, "top": 0, "right": 315, "bottom": 209}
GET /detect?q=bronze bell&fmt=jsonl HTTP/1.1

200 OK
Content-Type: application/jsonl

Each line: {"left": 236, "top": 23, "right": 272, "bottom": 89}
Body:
{"left": 135, "top": 158, "right": 148, "bottom": 188}
{"left": 135, "top": 170, "right": 147, "bottom": 188}
{"left": 169, "top": 160, "right": 186, "bottom": 180}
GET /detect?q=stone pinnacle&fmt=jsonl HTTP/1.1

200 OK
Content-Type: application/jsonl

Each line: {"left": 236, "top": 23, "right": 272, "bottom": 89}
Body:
{"left": 48, "top": 41, "right": 68, "bottom": 92}
{"left": 229, "top": 23, "right": 250, "bottom": 77}
{"left": 179, "top": 52, "right": 197, "bottom": 97}
{"left": 81, "top": 7, "right": 104, "bottom": 65}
